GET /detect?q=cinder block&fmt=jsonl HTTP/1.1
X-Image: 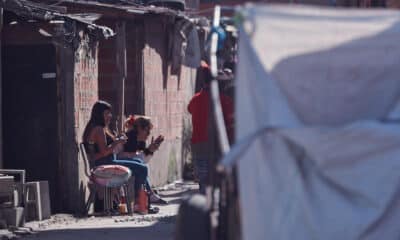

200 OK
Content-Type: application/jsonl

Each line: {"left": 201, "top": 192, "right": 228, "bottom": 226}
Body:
{"left": 0, "top": 219, "right": 7, "bottom": 229}
{"left": 0, "top": 207, "right": 24, "bottom": 227}
{"left": 25, "top": 181, "right": 51, "bottom": 221}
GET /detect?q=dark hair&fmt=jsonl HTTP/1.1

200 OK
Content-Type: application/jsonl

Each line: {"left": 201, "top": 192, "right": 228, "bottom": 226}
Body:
{"left": 132, "top": 116, "right": 152, "bottom": 134}
{"left": 200, "top": 65, "right": 213, "bottom": 85}
{"left": 82, "top": 100, "right": 112, "bottom": 142}
{"left": 223, "top": 61, "right": 236, "bottom": 74}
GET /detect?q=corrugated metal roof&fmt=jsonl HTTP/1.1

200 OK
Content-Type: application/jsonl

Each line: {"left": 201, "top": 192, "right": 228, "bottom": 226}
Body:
{"left": 0, "top": 0, "right": 115, "bottom": 39}
{"left": 33, "top": 0, "right": 186, "bottom": 17}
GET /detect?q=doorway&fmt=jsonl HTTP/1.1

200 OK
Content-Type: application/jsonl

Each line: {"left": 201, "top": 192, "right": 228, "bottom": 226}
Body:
{"left": 2, "top": 44, "right": 60, "bottom": 212}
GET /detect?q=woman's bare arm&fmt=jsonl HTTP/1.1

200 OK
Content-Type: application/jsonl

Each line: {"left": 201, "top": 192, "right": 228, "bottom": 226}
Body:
{"left": 90, "top": 126, "right": 113, "bottom": 159}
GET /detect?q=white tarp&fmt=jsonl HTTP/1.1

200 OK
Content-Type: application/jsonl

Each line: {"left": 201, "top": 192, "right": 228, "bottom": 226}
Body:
{"left": 228, "top": 5, "right": 400, "bottom": 240}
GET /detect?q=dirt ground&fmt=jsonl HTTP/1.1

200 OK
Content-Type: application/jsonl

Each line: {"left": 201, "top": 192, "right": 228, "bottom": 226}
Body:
{"left": 2, "top": 182, "right": 198, "bottom": 240}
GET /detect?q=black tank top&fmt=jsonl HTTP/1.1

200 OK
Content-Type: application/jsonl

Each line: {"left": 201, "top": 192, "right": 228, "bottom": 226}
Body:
{"left": 84, "top": 133, "right": 114, "bottom": 165}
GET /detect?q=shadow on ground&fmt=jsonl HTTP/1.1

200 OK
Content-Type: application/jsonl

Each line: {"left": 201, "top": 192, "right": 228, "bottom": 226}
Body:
{"left": 159, "top": 188, "right": 199, "bottom": 199}
{"left": 17, "top": 185, "right": 201, "bottom": 240}
{"left": 150, "top": 188, "right": 199, "bottom": 206}
{"left": 21, "top": 220, "right": 176, "bottom": 240}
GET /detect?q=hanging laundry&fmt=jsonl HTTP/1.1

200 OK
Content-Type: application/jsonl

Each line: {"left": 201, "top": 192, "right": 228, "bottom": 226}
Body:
{"left": 169, "top": 18, "right": 201, "bottom": 75}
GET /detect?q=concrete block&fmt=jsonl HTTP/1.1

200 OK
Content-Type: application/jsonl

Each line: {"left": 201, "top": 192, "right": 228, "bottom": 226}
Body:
{"left": 0, "top": 207, "right": 24, "bottom": 227}
{"left": 0, "top": 176, "right": 14, "bottom": 197}
{"left": 25, "top": 181, "right": 51, "bottom": 221}
{"left": 0, "top": 219, "right": 7, "bottom": 229}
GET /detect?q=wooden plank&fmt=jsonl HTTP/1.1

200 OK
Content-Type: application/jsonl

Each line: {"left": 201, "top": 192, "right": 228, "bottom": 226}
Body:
{"left": 54, "top": 37, "right": 76, "bottom": 212}
{"left": 57, "top": 1, "right": 147, "bottom": 20}
{"left": 115, "top": 21, "right": 127, "bottom": 132}
{"left": 1, "top": 0, "right": 67, "bottom": 15}
{"left": 0, "top": 7, "right": 3, "bottom": 169}
{"left": 125, "top": 20, "right": 145, "bottom": 115}
{"left": 22, "top": 0, "right": 67, "bottom": 14}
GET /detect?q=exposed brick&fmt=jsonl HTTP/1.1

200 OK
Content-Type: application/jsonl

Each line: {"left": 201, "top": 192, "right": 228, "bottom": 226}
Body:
{"left": 74, "top": 31, "right": 98, "bottom": 132}
{"left": 95, "top": 18, "right": 197, "bottom": 186}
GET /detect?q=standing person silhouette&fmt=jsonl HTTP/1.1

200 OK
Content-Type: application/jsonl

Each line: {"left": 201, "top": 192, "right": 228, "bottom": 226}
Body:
{"left": 188, "top": 62, "right": 233, "bottom": 194}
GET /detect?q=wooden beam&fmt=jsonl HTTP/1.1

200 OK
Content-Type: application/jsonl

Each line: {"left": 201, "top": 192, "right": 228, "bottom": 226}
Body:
{"left": 0, "top": 0, "right": 67, "bottom": 15}
{"left": 115, "top": 21, "right": 127, "bottom": 133}
{"left": 57, "top": 1, "right": 146, "bottom": 20}
{"left": 54, "top": 39, "right": 77, "bottom": 213}
{"left": 0, "top": 7, "right": 3, "bottom": 169}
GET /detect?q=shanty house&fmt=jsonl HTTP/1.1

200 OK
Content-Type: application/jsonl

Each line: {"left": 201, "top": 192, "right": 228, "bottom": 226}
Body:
{"left": 1, "top": 0, "right": 200, "bottom": 213}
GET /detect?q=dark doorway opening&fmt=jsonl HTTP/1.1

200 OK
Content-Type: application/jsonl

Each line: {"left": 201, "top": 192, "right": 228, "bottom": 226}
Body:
{"left": 2, "top": 44, "right": 60, "bottom": 213}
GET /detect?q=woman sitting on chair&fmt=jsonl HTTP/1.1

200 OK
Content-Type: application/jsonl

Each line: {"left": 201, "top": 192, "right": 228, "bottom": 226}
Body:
{"left": 82, "top": 100, "right": 158, "bottom": 213}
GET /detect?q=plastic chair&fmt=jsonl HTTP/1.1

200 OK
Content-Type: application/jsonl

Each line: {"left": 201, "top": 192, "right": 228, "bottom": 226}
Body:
{"left": 79, "top": 143, "right": 133, "bottom": 215}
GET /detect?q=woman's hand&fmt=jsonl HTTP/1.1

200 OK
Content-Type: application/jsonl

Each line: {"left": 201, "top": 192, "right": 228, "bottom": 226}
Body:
{"left": 112, "top": 139, "right": 126, "bottom": 154}
{"left": 148, "top": 135, "right": 163, "bottom": 152}
{"left": 115, "top": 135, "right": 127, "bottom": 146}
{"left": 116, "top": 133, "right": 128, "bottom": 141}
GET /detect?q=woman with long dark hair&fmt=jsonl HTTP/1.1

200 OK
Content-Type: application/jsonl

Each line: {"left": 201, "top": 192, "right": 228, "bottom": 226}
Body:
{"left": 82, "top": 100, "right": 124, "bottom": 163}
{"left": 82, "top": 100, "right": 151, "bottom": 211}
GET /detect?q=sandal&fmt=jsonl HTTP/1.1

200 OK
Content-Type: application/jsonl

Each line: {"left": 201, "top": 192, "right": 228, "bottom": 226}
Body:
{"left": 133, "top": 204, "right": 160, "bottom": 215}
{"left": 148, "top": 206, "right": 160, "bottom": 214}
{"left": 149, "top": 193, "right": 169, "bottom": 205}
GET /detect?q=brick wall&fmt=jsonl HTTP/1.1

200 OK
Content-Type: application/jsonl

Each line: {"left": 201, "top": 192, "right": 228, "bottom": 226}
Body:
{"left": 57, "top": 27, "right": 99, "bottom": 213}
{"left": 97, "top": 16, "right": 196, "bottom": 186}
{"left": 143, "top": 16, "right": 196, "bottom": 186}
{"left": 70, "top": 29, "right": 99, "bottom": 213}
{"left": 387, "top": 0, "right": 400, "bottom": 7}
{"left": 98, "top": 20, "right": 118, "bottom": 111}
{"left": 74, "top": 30, "right": 99, "bottom": 140}
{"left": 98, "top": 19, "right": 144, "bottom": 123}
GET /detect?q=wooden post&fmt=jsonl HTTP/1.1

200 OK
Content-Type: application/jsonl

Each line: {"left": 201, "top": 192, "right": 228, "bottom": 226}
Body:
{"left": 116, "top": 21, "right": 127, "bottom": 133}
{"left": 0, "top": 7, "right": 3, "bottom": 169}
{"left": 53, "top": 22, "right": 79, "bottom": 212}
{"left": 56, "top": 42, "right": 76, "bottom": 212}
